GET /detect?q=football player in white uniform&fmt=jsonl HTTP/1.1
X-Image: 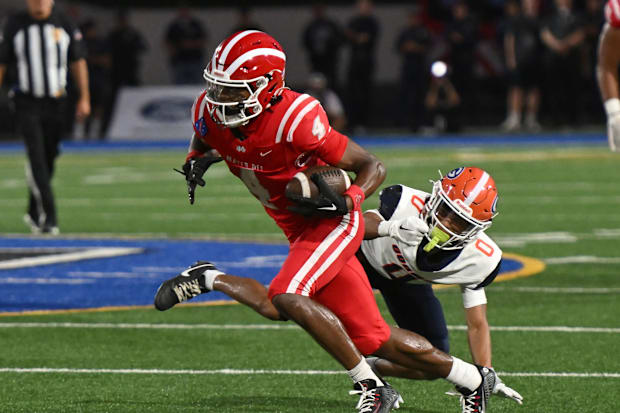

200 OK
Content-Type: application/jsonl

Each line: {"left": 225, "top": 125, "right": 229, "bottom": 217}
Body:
{"left": 359, "top": 166, "right": 522, "bottom": 405}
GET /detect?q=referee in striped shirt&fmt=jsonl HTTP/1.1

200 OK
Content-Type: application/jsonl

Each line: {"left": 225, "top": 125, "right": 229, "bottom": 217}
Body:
{"left": 0, "top": 0, "right": 90, "bottom": 234}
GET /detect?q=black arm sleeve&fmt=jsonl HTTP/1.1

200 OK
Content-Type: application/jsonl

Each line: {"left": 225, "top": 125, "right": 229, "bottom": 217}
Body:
{"left": 63, "top": 14, "right": 87, "bottom": 62}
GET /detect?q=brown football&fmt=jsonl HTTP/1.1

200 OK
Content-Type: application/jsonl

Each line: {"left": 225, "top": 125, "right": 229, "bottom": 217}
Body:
{"left": 285, "top": 165, "right": 351, "bottom": 201}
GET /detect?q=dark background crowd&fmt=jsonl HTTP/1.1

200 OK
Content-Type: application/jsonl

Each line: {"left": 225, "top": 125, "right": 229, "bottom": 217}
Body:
{"left": 0, "top": 0, "right": 609, "bottom": 139}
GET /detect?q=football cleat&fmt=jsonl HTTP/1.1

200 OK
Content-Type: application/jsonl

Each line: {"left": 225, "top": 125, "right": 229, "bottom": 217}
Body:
{"left": 154, "top": 261, "right": 217, "bottom": 311}
{"left": 454, "top": 365, "right": 497, "bottom": 413}
{"left": 349, "top": 379, "right": 403, "bottom": 413}
{"left": 23, "top": 214, "right": 41, "bottom": 234}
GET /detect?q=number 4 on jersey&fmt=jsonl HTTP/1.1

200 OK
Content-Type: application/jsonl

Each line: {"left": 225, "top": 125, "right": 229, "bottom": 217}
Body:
{"left": 312, "top": 116, "right": 326, "bottom": 140}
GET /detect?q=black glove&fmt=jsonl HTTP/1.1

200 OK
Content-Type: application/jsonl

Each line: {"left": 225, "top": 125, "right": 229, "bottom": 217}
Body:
{"left": 287, "top": 173, "right": 349, "bottom": 217}
{"left": 174, "top": 156, "right": 222, "bottom": 204}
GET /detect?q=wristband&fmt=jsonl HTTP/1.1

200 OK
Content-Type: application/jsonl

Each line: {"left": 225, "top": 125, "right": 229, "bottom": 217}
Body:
{"left": 185, "top": 150, "right": 204, "bottom": 163}
{"left": 343, "top": 184, "right": 365, "bottom": 211}
{"left": 604, "top": 98, "right": 620, "bottom": 116}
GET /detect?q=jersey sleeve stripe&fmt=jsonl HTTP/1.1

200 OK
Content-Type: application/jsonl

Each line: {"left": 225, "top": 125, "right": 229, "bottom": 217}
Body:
{"left": 217, "top": 30, "right": 260, "bottom": 70}
{"left": 287, "top": 100, "right": 320, "bottom": 142}
{"left": 192, "top": 91, "right": 207, "bottom": 123}
{"left": 612, "top": 0, "right": 620, "bottom": 21}
{"left": 464, "top": 171, "right": 490, "bottom": 206}
{"left": 225, "top": 48, "right": 286, "bottom": 76}
{"left": 275, "top": 93, "right": 311, "bottom": 143}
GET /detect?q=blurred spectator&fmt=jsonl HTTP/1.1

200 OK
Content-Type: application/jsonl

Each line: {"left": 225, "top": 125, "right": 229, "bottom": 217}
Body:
{"left": 230, "top": 7, "right": 263, "bottom": 34}
{"left": 104, "top": 10, "right": 147, "bottom": 134}
{"left": 164, "top": 6, "right": 207, "bottom": 84}
{"left": 345, "top": 0, "right": 380, "bottom": 133}
{"left": 445, "top": 1, "right": 478, "bottom": 124}
{"left": 80, "top": 19, "right": 111, "bottom": 140}
{"left": 501, "top": 0, "right": 543, "bottom": 132}
{"left": 581, "top": 0, "right": 605, "bottom": 119}
{"left": 395, "top": 7, "right": 431, "bottom": 131}
{"left": 305, "top": 72, "right": 346, "bottom": 131}
{"left": 424, "top": 61, "right": 462, "bottom": 133}
{"left": 540, "top": 0, "right": 585, "bottom": 126}
{"left": 302, "top": 3, "right": 343, "bottom": 90}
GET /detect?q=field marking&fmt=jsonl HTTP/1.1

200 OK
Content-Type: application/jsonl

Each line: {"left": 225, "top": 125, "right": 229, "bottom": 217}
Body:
{"left": 0, "top": 247, "right": 142, "bottom": 270}
{"left": 0, "top": 277, "right": 94, "bottom": 285}
{"left": 543, "top": 256, "right": 620, "bottom": 264}
{"left": 489, "top": 286, "right": 620, "bottom": 294}
{"left": 0, "top": 322, "right": 618, "bottom": 333}
{"left": 0, "top": 367, "right": 618, "bottom": 378}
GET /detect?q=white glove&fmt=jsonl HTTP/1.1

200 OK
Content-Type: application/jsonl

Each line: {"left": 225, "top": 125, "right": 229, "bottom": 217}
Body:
{"left": 377, "top": 216, "right": 429, "bottom": 246}
{"left": 492, "top": 371, "right": 523, "bottom": 405}
{"left": 604, "top": 98, "right": 620, "bottom": 152}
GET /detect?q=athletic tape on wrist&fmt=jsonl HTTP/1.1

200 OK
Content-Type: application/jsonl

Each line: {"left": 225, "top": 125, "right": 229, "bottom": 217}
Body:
{"left": 604, "top": 98, "right": 620, "bottom": 116}
{"left": 344, "top": 184, "right": 365, "bottom": 211}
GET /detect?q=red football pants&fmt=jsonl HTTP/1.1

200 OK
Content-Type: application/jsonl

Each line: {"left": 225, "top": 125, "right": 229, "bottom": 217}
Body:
{"left": 268, "top": 211, "right": 391, "bottom": 355}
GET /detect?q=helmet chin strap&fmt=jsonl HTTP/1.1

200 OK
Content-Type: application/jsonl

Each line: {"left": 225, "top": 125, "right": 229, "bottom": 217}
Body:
{"left": 423, "top": 227, "right": 451, "bottom": 252}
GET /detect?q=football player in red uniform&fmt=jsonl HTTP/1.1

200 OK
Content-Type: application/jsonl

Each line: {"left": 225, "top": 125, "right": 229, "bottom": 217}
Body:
{"left": 598, "top": 0, "right": 620, "bottom": 151}
{"left": 156, "top": 31, "right": 496, "bottom": 413}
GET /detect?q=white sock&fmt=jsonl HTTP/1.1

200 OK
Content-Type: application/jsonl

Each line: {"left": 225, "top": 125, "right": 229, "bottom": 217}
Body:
{"left": 445, "top": 357, "right": 482, "bottom": 392}
{"left": 203, "top": 269, "right": 223, "bottom": 290}
{"left": 347, "top": 357, "right": 384, "bottom": 386}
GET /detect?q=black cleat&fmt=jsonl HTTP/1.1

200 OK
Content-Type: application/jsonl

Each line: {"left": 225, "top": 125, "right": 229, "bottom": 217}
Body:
{"left": 154, "top": 261, "right": 217, "bottom": 311}
{"left": 349, "top": 379, "right": 403, "bottom": 413}
{"left": 454, "top": 365, "right": 496, "bottom": 413}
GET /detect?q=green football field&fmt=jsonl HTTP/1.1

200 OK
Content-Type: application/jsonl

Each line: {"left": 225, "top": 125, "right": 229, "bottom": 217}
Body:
{"left": 0, "top": 142, "right": 619, "bottom": 412}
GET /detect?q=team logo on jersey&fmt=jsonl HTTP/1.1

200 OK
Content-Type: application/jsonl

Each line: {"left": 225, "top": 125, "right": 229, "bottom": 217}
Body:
{"left": 194, "top": 117, "right": 208, "bottom": 136}
{"left": 236, "top": 145, "right": 246, "bottom": 153}
{"left": 295, "top": 152, "right": 313, "bottom": 168}
{"left": 446, "top": 167, "right": 464, "bottom": 179}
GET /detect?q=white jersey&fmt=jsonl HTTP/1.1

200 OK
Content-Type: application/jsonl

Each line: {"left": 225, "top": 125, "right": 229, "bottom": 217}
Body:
{"left": 360, "top": 185, "right": 502, "bottom": 309}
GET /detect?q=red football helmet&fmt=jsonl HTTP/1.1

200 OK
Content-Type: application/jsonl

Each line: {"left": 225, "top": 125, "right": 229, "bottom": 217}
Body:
{"left": 424, "top": 167, "right": 498, "bottom": 250}
{"left": 203, "top": 30, "right": 286, "bottom": 127}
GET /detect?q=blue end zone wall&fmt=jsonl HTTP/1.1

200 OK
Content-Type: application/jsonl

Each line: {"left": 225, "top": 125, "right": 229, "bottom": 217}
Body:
{"left": 0, "top": 132, "right": 608, "bottom": 153}
{"left": 0, "top": 237, "right": 526, "bottom": 313}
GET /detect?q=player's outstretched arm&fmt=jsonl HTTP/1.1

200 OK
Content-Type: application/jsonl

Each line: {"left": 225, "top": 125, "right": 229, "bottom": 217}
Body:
{"left": 464, "top": 304, "right": 492, "bottom": 367}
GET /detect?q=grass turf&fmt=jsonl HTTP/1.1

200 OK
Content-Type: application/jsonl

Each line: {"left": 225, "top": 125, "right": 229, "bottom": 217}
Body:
{"left": 0, "top": 143, "right": 619, "bottom": 412}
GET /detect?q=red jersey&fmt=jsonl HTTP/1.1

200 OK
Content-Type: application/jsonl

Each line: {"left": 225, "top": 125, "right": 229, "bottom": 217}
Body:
{"left": 606, "top": 0, "right": 620, "bottom": 27}
{"left": 191, "top": 89, "right": 349, "bottom": 239}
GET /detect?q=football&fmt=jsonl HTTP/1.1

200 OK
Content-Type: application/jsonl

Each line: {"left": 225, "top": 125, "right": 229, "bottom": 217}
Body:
{"left": 285, "top": 165, "right": 351, "bottom": 201}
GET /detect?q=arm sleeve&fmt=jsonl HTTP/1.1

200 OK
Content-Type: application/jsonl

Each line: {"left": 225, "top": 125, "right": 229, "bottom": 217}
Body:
{"left": 606, "top": 0, "right": 620, "bottom": 28}
{"left": 291, "top": 100, "right": 348, "bottom": 165}
{"left": 461, "top": 286, "right": 488, "bottom": 309}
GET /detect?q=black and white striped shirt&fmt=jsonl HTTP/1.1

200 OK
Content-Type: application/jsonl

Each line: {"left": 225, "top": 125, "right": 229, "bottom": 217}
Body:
{"left": 0, "top": 9, "right": 86, "bottom": 98}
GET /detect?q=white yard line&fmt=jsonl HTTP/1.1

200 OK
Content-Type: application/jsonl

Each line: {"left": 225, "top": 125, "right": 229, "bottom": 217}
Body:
{"left": 543, "top": 256, "right": 620, "bottom": 264}
{"left": 489, "top": 286, "right": 620, "bottom": 294}
{"left": 0, "top": 322, "right": 618, "bottom": 333}
{"left": 0, "top": 367, "right": 618, "bottom": 378}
